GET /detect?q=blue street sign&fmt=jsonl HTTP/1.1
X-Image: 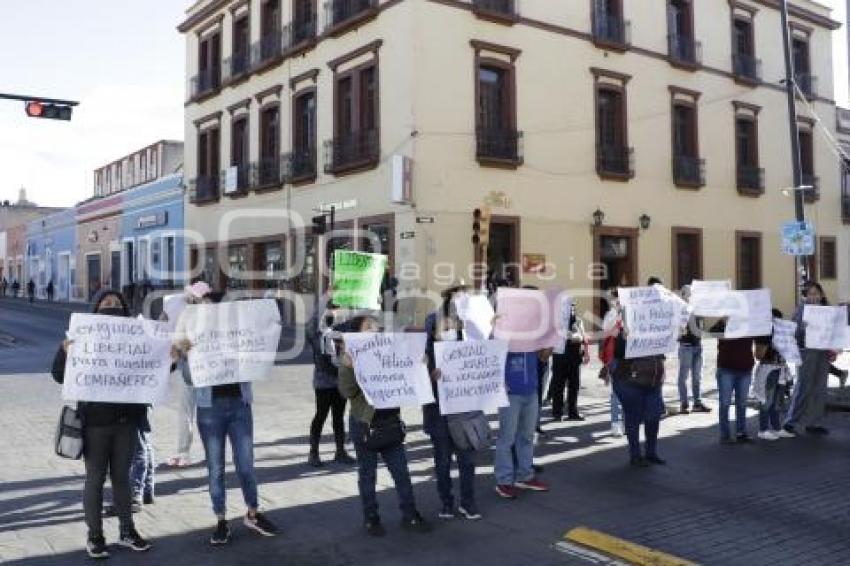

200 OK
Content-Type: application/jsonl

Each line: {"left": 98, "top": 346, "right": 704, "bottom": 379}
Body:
{"left": 781, "top": 221, "right": 815, "bottom": 256}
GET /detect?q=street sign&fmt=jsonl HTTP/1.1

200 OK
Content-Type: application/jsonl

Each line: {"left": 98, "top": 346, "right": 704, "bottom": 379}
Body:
{"left": 781, "top": 221, "right": 815, "bottom": 256}
{"left": 400, "top": 231, "right": 415, "bottom": 240}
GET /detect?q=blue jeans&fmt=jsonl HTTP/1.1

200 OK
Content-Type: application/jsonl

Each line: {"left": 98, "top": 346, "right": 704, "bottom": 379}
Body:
{"left": 677, "top": 344, "right": 703, "bottom": 406}
{"left": 495, "top": 394, "right": 538, "bottom": 485}
{"left": 349, "top": 416, "right": 417, "bottom": 521}
{"left": 716, "top": 368, "right": 752, "bottom": 439}
{"left": 608, "top": 361, "right": 622, "bottom": 425}
{"left": 612, "top": 380, "right": 664, "bottom": 459}
{"left": 759, "top": 369, "right": 782, "bottom": 432}
{"left": 423, "top": 405, "right": 476, "bottom": 508}
{"left": 130, "top": 428, "right": 154, "bottom": 500}
{"left": 196, "top": 397, "right": 259, "bottom": 516}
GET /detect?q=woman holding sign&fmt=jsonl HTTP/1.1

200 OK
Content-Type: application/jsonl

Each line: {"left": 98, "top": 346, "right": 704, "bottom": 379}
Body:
{"left": 51, "top": 290, "right": 152, "bottom": 559}
{"left": 337, "top": 315, "right": 432, "bottom": 537}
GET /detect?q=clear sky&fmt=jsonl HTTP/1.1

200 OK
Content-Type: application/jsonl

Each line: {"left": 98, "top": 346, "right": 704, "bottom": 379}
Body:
{"left": 0, "top": 1, "right": 847, "bottom": 208}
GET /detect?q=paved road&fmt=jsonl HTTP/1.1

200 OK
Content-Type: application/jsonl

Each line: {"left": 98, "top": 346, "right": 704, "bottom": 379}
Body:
{"left": 2, "top": 303, "right": 850, "bottom": 565}
{"left": 0, "top": 299, "right": 75, "bottom": 374}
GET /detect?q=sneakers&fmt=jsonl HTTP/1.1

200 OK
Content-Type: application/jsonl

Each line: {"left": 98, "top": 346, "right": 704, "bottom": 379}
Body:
{"left": 333, "top": 450, "right": 356, "bottom": 465}
{"left": 692, "top": 402, "right": 711, "bottom": 413}
{"left": 758, "top": 430, "right": 780, "bottom": 441}
{"left": 244, "top": 512, "right": 278, "bottom": 537}
{"left": 365, "top": 516, "right": 386, "bottom": 537}
{"left": 437, "top": 503, "right": 455, "bottom": 520}
{"left": 210, "top": 520, "right": 231, "bottom": 545}
{"left": 776, "top": 428, "right": 797, "bottom": 439}
{"left": 458, "top": 503, "right": 482, "bottom": 521}
{"left": 86, "top": 536, "right": 110, "bottom": 559}
{"left": 401, "top": 511, "right": 433, "bottom": 533}
{"left": 495, "top": 484, "right": 519, "bottom": 499}
{"left": 611, "top": 423, "right": 624, "bottom": 437}
{"left": 117, "top": 528, "right": 151, "bottom": 552}
{"left": 514, "top": 477, "right": 549, "bottom": 492}
{"left": 307, "top": 451, "right": 323, "bottom": 468}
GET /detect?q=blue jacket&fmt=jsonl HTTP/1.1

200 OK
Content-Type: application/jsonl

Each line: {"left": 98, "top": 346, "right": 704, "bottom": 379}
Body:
{"left": 505, "top": 351, "right": 539, "bottom": 396}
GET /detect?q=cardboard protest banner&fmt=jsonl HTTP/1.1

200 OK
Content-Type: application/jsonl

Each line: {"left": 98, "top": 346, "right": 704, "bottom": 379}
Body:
{"left": 688, "top": 280, "right": 735, "bottom": 317}
{"left": 453, "top": 293, "right": 495, "bottom": 341}
{"left": 435, "top": 339, "right": 509, "bottom": 415}
{"left": 724, "top": 289, "right": 773, "bottom": 339}
{"left": 342, "top": 333, "right": 435, "bottom": 409}
{"left": 183, "top": 299, "right": 282, "bottom": 387}
{"left": 803, "top": 305, "right": 850, "bottom": 350}
{"left": 332, "top": 250, "right": 387, "bottom": 310}
{"left": 618, "top": 286, "right": 686, "bottom": 359}
{"left": 771, "top": 318, "right": 802, "bottom": 366}
{"left": 62, "top": 314, "right": 172, "bottom": 404}
{"left": 493, "top": 287, "right": 560, "bottom": 353}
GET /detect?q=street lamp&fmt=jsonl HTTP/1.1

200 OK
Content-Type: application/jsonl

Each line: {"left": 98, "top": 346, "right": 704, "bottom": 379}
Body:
{"left": 639, "top": 213, "right": 651, "bottom": 230}
{"left": 592, "top": 208, "right": 605, "bottom": 227}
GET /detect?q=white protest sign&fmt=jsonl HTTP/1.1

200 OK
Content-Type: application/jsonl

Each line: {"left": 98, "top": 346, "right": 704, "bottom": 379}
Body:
{"left": 689, "top": 280, "right": 735, "bottom": 317}
{"left": 803, "top": 305, "right": 850, "bottom": 350}
{"left": 618, "top": 286, "right": 686, "bottom": 359}
{"left": 183, "top": 299, "right": 282, "bottom": 387}
{"left": 342, "top": 333, "right": 435, "bottom": 409}
{"left": 725, "top": 289, "right": 773, "bottom": 339}
{"left": 162, "top": 294, "right": 187, "bottom": 327}
{"left": 454, "top": 293, "right": 495, "bottom": 341}
{"left": 62, "top": 314, "right": 172, "bottom": 404}
{"left": 771, "top": 318, "right": 802, "bottom": 366}
{"left": 435, "top": 339, "right": 509, "bottom": 415}
{"left": 493, "top": 287, "right": 560, "bottom": 352}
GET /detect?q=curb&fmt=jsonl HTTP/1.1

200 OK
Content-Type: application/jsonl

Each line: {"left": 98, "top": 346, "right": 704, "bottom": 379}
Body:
{"left": 565, "top": 527, "right": 700, "bottom": 566}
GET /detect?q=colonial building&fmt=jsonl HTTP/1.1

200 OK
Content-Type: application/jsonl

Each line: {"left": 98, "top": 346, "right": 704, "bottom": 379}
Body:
{"left": 0, "top": 190, "right": 64, "bottom": 287}
{"left": 93, "top": 140, "right": 184, "bottom": 198}
{"left": 180, "top": 0, "right": 847, "bottom": 323}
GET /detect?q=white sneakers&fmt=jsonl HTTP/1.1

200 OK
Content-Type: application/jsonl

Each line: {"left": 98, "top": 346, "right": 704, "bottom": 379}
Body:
{"left": 776, "top": 429, "right": 796, "bottom": 438}
{"left": 757, "top": 430, "right": 780, "bottom": 441}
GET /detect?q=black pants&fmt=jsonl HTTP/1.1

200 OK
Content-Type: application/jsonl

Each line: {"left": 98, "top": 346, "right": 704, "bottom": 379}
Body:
{"left": 84, "top": 422, "right": 135, "bottom": 539}
{"left": 309, "top": 388, "right": 347, "bottom": 452}
{"left": 550, "top": 355, "right": 581, "bottom": 419}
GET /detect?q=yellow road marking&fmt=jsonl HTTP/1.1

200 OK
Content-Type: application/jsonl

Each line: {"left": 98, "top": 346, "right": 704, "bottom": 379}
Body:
{"left": 565, "top": 527, "right": 700, "bottom": 566}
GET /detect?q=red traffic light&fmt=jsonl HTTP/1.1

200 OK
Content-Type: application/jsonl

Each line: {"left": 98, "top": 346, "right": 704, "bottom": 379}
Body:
{"left": 25, "top": 101, "right": 44, "bottom": 117}
{"left": 25, "top": 100, "right": 73, "bottom": 121}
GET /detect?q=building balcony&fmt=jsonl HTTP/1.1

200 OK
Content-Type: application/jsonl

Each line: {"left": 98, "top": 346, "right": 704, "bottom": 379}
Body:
{"left": 289, "top": 18, "right": 318, "bottom": 48}
{"left": 801, "top": 174, "right": 820, "bottom": 203}
{"left": 189, "top": 175, "right": 220, "bottom": 204}
{"left": 284, "top": 147, "right": 318, "bottom": 184}
{"left": 323, "top": 130, "right": 380, "bottom": 175}
{"left": 251, "top": 30, "right": 284, "bottom": 70}
{"left": 324, "top": 0, "right": 378, "bottom": 35}
{"left": 472, "top": 0, "right": 518, "bottom": 24}
{"left": 736, "top": 165, "right": 764, "bottom": 195}
{"left": 476, "top": 128, "right": 523, "bottom": 167}
{"left": 732, "top": 52, "right": 761, "bottom": 83}
{"left": 795, "top": 73, "right": 818, "bottom": 99}
{"left": 596, "top": 144, "right": 634, "bottom": 179}
{"left": 673, "top": 155, "right": 705, "bottom": 188}
{"left": 592, "top": 4, "right": 630, "bottom": 49}
{"left": 225, "top": 50, "right": 252, "bottom": 81}
{"left": 189, "top": 68, "right": 221, "bottom": 100}
{"left": 667, "top": 33, "right": 702, "bottom": 68}
{"left": 253, "top": 156, "right": 284, "bottom": 190}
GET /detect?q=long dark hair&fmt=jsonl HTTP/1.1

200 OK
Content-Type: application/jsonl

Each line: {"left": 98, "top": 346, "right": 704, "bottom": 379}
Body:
{"left": 803, "top": 281, "right": 828, "bottom": 305}
{"left": 91, "top": 289, "right": 131, "bottom": 316}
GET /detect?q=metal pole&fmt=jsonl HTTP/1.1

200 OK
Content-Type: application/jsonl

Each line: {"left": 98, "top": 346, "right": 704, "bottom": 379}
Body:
{"left": 0, "top": 93, "right": 79, "bottom": 106}
{"left": 780, "top": 0, "right": 808, "bottom": 297}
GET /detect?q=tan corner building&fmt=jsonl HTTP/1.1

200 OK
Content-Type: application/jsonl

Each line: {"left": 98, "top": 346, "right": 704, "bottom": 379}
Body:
{"left": 180, "top": 0, "right": 848, "bottom": 324}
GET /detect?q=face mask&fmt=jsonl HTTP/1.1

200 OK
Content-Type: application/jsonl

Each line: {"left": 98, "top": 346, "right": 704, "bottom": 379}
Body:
{"left": 98, "top": 306, "right": 126, "bottom": 317}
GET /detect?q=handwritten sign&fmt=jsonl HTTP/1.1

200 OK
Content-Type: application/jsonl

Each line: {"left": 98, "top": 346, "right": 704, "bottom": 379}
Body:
{"left": 803, "top": 305, "right": 850, "bottom": 350}
{"left": 182, "top": 299, "right": 282, "bottom": 387}
{"left": 342, "top": 333, "right": 435, "bottom": 409}
{"left": 725, "top": 289, "right": 773, "bottom": 339}
{"left": 689, "top": 280, "right": 735, "bottom": 317}
{"left": 435, "top": 340, "right": 509, "bottom": 415}
{"left": 772, "top": 318, "right": 802, "bottom": 365}
{"left": 454, "top": 293, "right": 495, "bottom": 341}
{"left": 63, "top": 314, "right": 172, "bottom": 404}
{"left": 618, "top": 286, "right": 686, "bottom": 359}
{"left": 493, "top": 288, "right": 561, "bottom": 352}
{"left": 332, "top": 250, "right": 387, "bottom": 310}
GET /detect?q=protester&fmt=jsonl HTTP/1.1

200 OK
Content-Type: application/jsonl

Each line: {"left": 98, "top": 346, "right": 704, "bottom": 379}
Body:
{"left": 27, "top": 278, "right": 35, "bottom": 302}
{"left": 423, "top": 282, "right": 481, "bottom": 521}
{"left": 51, "top": 289, "right": 152, "bottom": 559}
{"left": 46, "top": 279, "right": 55, "bottom": 302}
{"left": 600, "top": 289, "right": 624, "bottom": 437}
{"left": 549, "top": 300, "right": 588, "bottom": 421}
{"left": 306, "top": 299, "right": 355, "bottom": 467}
{"left": 752, "top": 309, "right": 795, "bottom": 441}
{"left": 784, "top": 281, "right": 836, "bottom": 436}
{"left": 709, "top": 317, "right": 755, "bottom": 444}
{"left": 611, "top": 277, "right": 666, "bottom": 467}
{"left": 173, "top": 293, "right": 278, "bottom": 545}
{"left": 0, "top": 277, "right": 6, "bottom": 297}
{"left": 337, "top": 314, "right": 432, "bottom": 537}
{"left": 677, "top": 285, "right": 710, "bottom": 414}
{"left": 12, "top": 279, "right": 20, "bottom": 298}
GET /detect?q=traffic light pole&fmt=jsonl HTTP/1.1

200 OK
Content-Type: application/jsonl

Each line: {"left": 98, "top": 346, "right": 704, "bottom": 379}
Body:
{"left": 0, "top": 92, "right": 79, "bottom": 106}
{"left": 779, "top": 0, "right": 808, "bottom": 301}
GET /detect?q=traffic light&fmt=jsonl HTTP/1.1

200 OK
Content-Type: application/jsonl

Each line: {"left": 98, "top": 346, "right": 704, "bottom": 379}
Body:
{"left": 312, "top": 215, "right": 327, "bottom": 235}
{"left": 25, "top": 100, "right": 73, "bottom": 121}
{"left": 472, "top": 206, "right": 491, "bottom": 247}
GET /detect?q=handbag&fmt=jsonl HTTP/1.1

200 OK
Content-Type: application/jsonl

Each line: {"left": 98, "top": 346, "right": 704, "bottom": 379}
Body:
{"left": 614, "top": 357, "right": 665, "bottom": 388}
{"left": 364, "top": 415, "right": 407, "bottom": 452}
{"left": 55, "top": 405, "right": 84, "bottom": 460}
{"left": 446, "top": 411, "right": 492, "bottom": 452}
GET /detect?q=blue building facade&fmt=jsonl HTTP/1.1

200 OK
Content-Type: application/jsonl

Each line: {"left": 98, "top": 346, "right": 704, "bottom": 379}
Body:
{"left": 25, "top": 208, "right": 77, "bottom": 301}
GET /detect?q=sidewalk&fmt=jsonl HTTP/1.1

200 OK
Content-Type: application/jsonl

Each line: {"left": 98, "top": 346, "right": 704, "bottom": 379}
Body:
{"left": 2, "top": 349, "right": 850, "bottom": 565}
